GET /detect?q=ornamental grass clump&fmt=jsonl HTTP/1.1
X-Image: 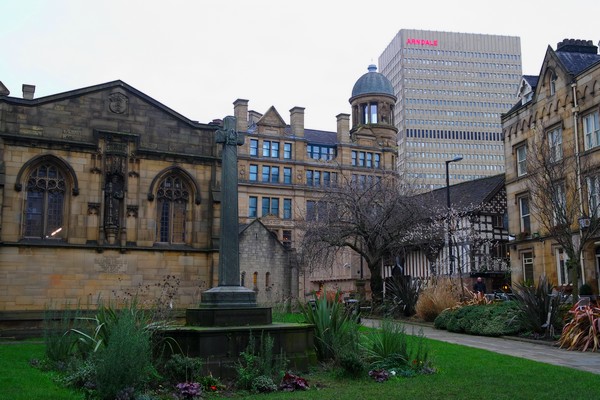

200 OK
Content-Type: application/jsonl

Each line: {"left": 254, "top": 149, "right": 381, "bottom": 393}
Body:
{"left": 558, "top": 300, "right": 600, "bottom": 352}
{"left": 94, "top": 310, "right": 156, "bottom": 400}
{"left": 361, "top": 319, "right": 433, "bottom": 374}
{"left": 415, "top": 277, "right": 462, "bottom": 322}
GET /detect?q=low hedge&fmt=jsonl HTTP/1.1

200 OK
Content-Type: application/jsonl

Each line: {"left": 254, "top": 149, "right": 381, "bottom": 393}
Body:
{"left": 433, "top": 301, "right": 523, "bottom": 337}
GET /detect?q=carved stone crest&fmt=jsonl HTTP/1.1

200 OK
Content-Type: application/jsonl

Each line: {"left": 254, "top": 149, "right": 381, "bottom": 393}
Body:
{"left": 108, "top": 92, "right": 129, "bottom": 114}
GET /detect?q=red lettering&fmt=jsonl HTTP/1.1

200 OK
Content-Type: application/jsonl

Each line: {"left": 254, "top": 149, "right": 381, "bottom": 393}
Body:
{"left": 406, "top": 38, "right": 438, "bottom": 47}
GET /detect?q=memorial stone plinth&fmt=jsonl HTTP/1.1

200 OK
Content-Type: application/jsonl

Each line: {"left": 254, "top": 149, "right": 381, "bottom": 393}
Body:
{"left": 165, "top": 116, "right": 315, "bottom": 379}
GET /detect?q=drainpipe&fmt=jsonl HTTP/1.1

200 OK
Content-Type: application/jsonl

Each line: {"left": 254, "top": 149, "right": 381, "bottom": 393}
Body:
{"left": 572, "top": 82, "right": 586, "bottom": 284}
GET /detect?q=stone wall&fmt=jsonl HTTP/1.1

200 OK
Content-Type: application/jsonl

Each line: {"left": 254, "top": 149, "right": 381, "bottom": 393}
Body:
{"left": 239, "top": 220, "right": 297, "bottom": 305}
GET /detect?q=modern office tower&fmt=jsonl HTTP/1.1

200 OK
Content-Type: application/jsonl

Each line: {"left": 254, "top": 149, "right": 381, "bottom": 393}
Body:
{"left": 379, "top": 29, "right": 522, "bottom": 189}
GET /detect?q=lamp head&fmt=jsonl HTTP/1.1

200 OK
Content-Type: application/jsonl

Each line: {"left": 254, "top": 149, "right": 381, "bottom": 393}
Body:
{"left": 446, "top": 156, "right": 463, "bottom": 164}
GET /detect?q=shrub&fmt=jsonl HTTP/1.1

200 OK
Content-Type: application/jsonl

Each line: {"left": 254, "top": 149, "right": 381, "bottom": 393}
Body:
{"left": 198, "top": 374, "right": 225, "bottom": 392}
{"left": 384, "top": 276, "right": 423, "bottom": 317}
{"left": 368, "top": 369, "right": 390, "bottom": 382}
{"left": 161, "top": 354, "right": 203, "bottom": 384}
{"left": 279, "top": 372, "right": 309, "bottom": 391}
{"left": 337, "top": 350, "right": 366, "bottom": 378}
{"left": 59, "top": 358, "right": 97, "bottom": 397}
{"left": 94, "top": 310, "right": 155, "bottom": 400}
{"left": 433, "top": 308, "right": 452, "bottom": 330}
{"left": 175, "top": 382, "right": 202, "bottom": 399}
{"left": 512, "top": 276, "right": 563, "bottom": 337}
{"left": 251, "top": 375, "right": 278, "bottom": 393}
{"left": 559, "top": 300, "right": 600, "bottom": 351}
{"left": 361, "top": 319, "right": 431, "bottom": 373}
{"left": 437, "top": 302, "right": 523, "bottom": 337}
{"left": 479, "top": 301, "right": 523, "bottom": 336}
{"left": 300, "top": 289, "right": 361, "bottom": 362}
{"left": 235, "top": 333, "right": 288, "bottom": 392}
{"left": 415, "top": 277, "right": 462, "bottom": 322}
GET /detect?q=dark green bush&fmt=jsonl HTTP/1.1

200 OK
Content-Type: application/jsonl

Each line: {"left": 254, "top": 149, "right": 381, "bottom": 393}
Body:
{"left": 446, "top": 305, "right": 472, "bottom": 333}
{"left": 161, "top": 353, "right": 203, "bottom": 384}
{"left": 433, "top": 309, "right": 452, "bottom": 330}
{"left": 437, "top": 302, "right": 523, "bottom": 337}
{"left": 251, "top": 375, "right": 277, "bottom": 393}
{"left": 337, "top": 350, "right": 366, "bottom": 378}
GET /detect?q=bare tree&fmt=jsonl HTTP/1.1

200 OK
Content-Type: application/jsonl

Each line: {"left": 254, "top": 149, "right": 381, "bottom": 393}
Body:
{"left": 297, "top": 171, "right": 424, "bottom": 304}
{"left": 526, "top": 126, "right": 600, "bottom": 300}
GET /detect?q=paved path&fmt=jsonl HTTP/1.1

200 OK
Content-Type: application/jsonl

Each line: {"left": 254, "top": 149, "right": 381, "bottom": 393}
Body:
{"left": 362, "top": 318, "right": 600, "bottom": 375}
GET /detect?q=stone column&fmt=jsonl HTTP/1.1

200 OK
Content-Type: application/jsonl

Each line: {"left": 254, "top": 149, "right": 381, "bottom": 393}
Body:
{"left": 200, "top": 116, "right": 257, "bottom": 308}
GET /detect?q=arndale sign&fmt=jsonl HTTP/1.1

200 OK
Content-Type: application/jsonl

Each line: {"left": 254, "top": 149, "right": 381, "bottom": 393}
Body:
{"left": 406, "top": 38, "right": 438, "bottom": 46}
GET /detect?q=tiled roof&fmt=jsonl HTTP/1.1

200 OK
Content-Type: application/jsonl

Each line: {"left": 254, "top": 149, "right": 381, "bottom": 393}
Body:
{"left": 417, "top": 174, "right": 505, "bottom": 212}
{"left": 304, "top": 129, "right": 337, "bottom": 145}
{"left": 505, "top": 99, "right": 523, "bottom": 116}
{"left": 523, "top": 75, "right": 539, "bottom": 89}
{"left": 556, "top": 51, "right": 600, "bottom": 76}
{"left": 283, "top": 126, "right": 337, "bottom": 145}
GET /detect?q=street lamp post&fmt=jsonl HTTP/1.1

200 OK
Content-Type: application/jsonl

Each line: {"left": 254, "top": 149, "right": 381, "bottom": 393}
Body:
{"left": 445, "top": 156, "right": 463, "bottom": 275}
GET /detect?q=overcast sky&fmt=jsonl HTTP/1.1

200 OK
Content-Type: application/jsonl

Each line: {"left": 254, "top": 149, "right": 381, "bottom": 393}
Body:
{"left": 1, "top": 0, "right": 599, "bottom": 131}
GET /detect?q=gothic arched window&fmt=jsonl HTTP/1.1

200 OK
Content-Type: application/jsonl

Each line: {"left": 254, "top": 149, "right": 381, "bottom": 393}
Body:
{"left": 24, "top": 163, "right": 66, "bottom": 239}
{"left": 156, "top": 174, "right": 190, "bottom": 243}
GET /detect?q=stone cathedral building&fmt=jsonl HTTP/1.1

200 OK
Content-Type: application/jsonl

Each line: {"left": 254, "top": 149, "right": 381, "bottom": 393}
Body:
{"left": 0, "top": 81, "right": 239, "bottom": 326}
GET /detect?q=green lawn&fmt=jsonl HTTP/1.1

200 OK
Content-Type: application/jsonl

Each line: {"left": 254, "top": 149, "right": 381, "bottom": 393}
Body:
{"left": 1, "top": 336, "right": 599, "bottom": 400}
{"left": 0, "top": 342, "right": 83, "bottom": 400}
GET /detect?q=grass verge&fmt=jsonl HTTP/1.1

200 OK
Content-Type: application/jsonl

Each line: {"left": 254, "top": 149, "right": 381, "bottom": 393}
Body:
{"left": 1, "top": 334, "right": 599, "bottom": 400}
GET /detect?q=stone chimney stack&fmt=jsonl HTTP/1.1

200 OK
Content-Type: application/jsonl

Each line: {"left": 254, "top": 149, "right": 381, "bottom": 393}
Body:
{"left": 22, "top": 84, "right": 35, "bottom": 100}
{"left": 248, "top": 110, "right": 263, "bottom": 126}
{"left": 233, "top": 99, "right": 249, "bottom": 132}
{"left": 289, "top": 107, "right": 305, "bottom": 138}
{"left": 336, "top": 113, "right": 351, "bottom": 144}
{"left": 556, "top": 38, "right": 598, "bottom": 54}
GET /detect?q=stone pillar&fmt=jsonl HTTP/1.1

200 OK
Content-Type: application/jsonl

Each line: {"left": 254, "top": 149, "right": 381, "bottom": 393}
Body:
{"left": 200, "top": 116, "right": 258, "bottom": 309}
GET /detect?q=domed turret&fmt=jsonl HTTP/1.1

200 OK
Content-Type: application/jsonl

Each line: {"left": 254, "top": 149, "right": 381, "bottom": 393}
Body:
{"left": 351, "top": 64, "right": 395, "bottom": 98}
{"left": 349, "top": 65, "right": 397, "bottom": 146}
